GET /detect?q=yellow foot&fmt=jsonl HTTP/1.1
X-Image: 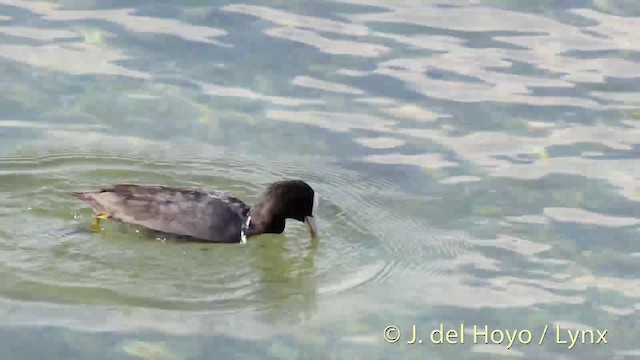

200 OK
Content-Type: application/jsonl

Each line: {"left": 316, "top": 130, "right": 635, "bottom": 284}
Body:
{"left": 91, "top": 213, "right": 111, "bottom": 232}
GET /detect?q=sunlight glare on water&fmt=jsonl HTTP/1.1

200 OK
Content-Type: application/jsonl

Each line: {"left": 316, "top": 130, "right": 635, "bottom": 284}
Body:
{"left": 0, "top": 0, "right": 639, "bottom": 359}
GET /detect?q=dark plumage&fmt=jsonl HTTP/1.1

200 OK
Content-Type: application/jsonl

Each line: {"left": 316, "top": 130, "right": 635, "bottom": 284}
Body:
{"left": 71, "top": 180, "right": 319, "bottom": 243}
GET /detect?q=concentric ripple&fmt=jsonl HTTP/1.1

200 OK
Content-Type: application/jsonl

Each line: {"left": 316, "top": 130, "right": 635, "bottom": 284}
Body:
{"left": 0, "top": 148, "right": 471, "bottom": 311}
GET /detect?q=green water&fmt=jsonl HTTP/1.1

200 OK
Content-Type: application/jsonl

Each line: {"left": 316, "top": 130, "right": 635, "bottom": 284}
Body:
{"left": 1, "top": 0, "right": 639, "bottom": 359}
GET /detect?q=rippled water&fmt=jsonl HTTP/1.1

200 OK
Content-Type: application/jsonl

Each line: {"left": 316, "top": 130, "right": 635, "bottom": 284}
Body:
{"left": 1, "top": 0, "right": 639, "bottom": 359}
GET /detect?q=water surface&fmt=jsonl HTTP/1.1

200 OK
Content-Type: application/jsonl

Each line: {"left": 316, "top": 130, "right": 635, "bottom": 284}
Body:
{"left": 0, "top": 0, "right": 639, "bottom": 359}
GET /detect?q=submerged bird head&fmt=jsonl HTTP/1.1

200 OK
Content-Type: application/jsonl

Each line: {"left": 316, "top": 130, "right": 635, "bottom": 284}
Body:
{"left": 248, "top": 179, "right": 319, "bottom": 238}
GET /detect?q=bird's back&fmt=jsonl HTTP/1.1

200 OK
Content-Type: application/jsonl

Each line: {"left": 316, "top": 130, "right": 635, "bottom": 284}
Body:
{"left": 72, "top": 184, "right": 250, "bottom": 242}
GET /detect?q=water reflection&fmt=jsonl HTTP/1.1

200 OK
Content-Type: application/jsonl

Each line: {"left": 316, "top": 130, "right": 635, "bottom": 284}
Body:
{"left": 0, "top": 0, "right": 639, "bottom": 358}
{"left": 251, "top": 234, "right": 319, "bottom": 326}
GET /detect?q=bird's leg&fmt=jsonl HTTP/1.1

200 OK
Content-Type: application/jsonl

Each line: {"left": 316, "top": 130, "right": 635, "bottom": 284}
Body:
{"left": 91, "top": 213, "right": 111, "bottom": 232}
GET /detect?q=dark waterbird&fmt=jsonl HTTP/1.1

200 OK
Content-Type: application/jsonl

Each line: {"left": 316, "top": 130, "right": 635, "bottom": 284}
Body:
{"left": 71, "top": 180, "right": 319, "bottom": 243}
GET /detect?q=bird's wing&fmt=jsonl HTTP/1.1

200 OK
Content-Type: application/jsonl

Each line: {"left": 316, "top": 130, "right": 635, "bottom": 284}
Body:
{"left": 72, "top": 185, "right": 249, "bottom": 242}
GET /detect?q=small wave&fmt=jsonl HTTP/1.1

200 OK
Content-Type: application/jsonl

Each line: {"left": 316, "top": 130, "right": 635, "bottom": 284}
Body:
{"left": 0, "top": 149, "right": 471, "bottom": 309}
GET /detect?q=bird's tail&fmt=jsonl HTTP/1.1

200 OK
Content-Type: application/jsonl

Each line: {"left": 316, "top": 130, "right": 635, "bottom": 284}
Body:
{"left": 70, "top": 192, "right": 89, "bottom": 200}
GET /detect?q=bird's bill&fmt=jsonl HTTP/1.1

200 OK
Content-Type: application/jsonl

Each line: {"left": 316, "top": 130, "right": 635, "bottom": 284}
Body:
{"left": 304, "top": 216, "right": 318, "bottom": 238}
